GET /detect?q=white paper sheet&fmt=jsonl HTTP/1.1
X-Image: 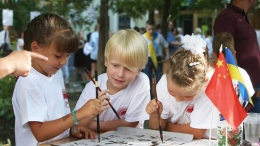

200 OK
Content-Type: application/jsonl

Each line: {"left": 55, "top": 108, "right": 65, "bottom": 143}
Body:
{"left": 59, "top": 127, "right": 193, "bottom": 146}
{"left": 2, "top": 9, "right": 13, "bottom": 26}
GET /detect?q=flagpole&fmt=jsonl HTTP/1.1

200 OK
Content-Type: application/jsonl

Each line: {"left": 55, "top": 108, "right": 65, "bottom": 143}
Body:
{"left": 225, "top": 125, "right": 228, "bottom": 145}
{"left": 209, "top": 103, "right": 214, "bottom": 146}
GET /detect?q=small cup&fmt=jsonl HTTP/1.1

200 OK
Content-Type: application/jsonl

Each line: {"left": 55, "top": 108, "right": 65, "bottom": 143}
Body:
{"left": 217, "top": 120, "right": 243, "bottom": 146}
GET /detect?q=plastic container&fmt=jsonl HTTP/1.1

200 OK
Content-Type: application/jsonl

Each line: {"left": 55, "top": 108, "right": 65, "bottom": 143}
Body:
{"left": 244, "top": 113, "right": 260, "bottom": 143}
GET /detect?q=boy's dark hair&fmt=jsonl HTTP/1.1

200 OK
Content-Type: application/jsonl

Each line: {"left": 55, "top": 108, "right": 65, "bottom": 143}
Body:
{"left": 24, "top": 13, "right": 78, "bottom": 53}
{"left": 146, "top": 20, "right": 155, "bottom": 26}
{"left": 156, "top": 24, "right": 161, "bottom": 30}
{"left": 133, "top": 26, "right": 140, "bottom": 32}
{"left": 140, "top": 27, "right": 146, "bottom": 34}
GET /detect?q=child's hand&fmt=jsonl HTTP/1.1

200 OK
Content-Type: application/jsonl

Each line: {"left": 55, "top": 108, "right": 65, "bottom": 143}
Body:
{"left": 79, "top": 99, "right": 102, "bottom": 118}
{"left": 98, "top": 89, "right": 110, "bottom": 114}
{"left": 146, "top": 99, "right": 163, "bottom": 117}
{"left": 71, "top": 126, "right": 96, "bottom": 139}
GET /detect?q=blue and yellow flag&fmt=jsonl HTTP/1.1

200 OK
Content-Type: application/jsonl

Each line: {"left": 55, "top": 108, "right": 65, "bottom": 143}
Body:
{"left": 145, "top": 32, "right": 158, "bottom": 68}
{"left": 225, "top": 48, "right": 253, "bottom": 105}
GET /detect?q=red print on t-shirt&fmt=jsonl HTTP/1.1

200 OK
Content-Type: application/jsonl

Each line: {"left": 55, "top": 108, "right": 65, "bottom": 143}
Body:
{"left": 62, "top": 89, "right": 69, "bottom": 108}
{"left": 185, "top": 104, "right": 194, "bottom": 117}
{"left": 186, "top": 105, "right": 194, "bottom": 113}
{"left": 118, "top": 107, "right": 127, "bottom": 119}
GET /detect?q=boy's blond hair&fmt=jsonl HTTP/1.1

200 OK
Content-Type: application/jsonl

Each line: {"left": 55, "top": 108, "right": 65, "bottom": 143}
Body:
{"left": 104, "top": 29, "right": 148, "bottom": 71}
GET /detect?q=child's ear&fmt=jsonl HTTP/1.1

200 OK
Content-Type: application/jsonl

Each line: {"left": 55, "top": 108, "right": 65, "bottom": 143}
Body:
{"left": 137, "top": 69, "right": 142, "bottom": 75}
{"left": 104, "top": 57, "right": 108, "bottom": 67}
{"left": 31, "top": 41, "right": 39, "bottom": 52}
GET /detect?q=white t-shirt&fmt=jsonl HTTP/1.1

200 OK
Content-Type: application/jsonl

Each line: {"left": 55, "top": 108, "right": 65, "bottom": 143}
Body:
{"left": 16, "top": 38, "right": 24, "bottom": 51}
{"left": 74, "top": 72, "right": 150, "bottom": 122}
{"left": 157, "top": 73, "right": 218, "bottom": 139}
{"left": 0, "top": 30, "right": 10, "bottom": 45}
{"left": 12, "top": 68, "right": 70, "bottom": 146}
{"left": 142, "top": 33, "right": 168, "bottom": 57}
{"left": 89, "top": 31, "right": 99, "bottom": 60}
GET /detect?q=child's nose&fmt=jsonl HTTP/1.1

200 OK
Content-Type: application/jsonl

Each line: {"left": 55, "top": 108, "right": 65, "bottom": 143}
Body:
{"left": 60, "top": 57, "right": 67, "bottom": 65}
{"left": 117, "top": 68, "right": 125, "bottom": 77}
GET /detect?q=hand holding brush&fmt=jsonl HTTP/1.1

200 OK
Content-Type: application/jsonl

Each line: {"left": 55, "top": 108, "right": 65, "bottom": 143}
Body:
{"left": 83, "top": 68, "right": 121, "bottom": 119}
{"left": 151, "top": 75, "right": 164, "bottom": 143}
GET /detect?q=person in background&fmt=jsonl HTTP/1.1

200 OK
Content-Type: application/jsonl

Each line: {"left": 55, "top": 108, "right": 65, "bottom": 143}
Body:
{"left": 156, "top": 24, "right": 161, "bottom": 33}
{"left": 252, "top": 8, "right": 260, "bottom": 49}
{"left": 212, "top": 32, "right": 255, "bottom": 105}
{"left": 167, "top": 20, "right": 182, "bottom": 56}
{"left": 16, "top": 31, "right": 24, "bottom": 51}
{"left": 89, "top": 24, "right": 99, "bottom": 77}
{"left": 0, "top": 25, "right": 12, "bottom": 56}
{"left": 73, "top": 31, "right": 88, "bottom": 82}
{"left": 194, "top": 28, "right": 203, "bottom": 38}
{"left": 140, "top": 27, "right": 146, "bottom": 34}
{"left": 204, "top": 30, "right": 213, "bottom": 58}
{"left": 82, "top": 32, "right": 92, "bottom": 74}
{"left": 177, "top": 27, "right": 184, "bottom": 44}
{"left": 171, "top": 27, "right": 181, "bottom": 52}
{"left": 143, "top": 19, "right": 170, "bottom": 94}
{"left": 214, "top": 0, "right": 260, "bottom": 113}
{"left": 171, "top": 27, "right": 181, "bottom": 43}
{"left": 61, "top": 58, "right": 70, "bottom": 86}
{"left": 133, "top": 26, "right": 140, "bottom": 33}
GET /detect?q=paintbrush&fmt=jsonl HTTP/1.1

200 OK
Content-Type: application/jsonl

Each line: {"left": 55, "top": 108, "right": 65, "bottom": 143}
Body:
{"left": 152, "top": 74, "right": 163, "bottom": 143}
{"left": 83, "top": 68, "right": 121, "bottom": 119}
{"left": 95, "top": 70, "right": 100, "bottom": 142}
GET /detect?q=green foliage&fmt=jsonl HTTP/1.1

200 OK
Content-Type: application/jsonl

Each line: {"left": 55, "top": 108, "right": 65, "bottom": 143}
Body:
{"left": 0, "top": 0, "right": 40, "bottom": 33}
{"left": 0, "top": 0, "right": 93, "bottom": 33}
{"left": 0, "top": 76, "right": 16, "bottom": 144}
{"left": 109, "top": 0, "right": 165, "bottom": 19}
{"left": 39, "top": 0, "right": 93, "bottom": 29}
{"left": 182, "top": 0, "right": 225, "bottom": 10}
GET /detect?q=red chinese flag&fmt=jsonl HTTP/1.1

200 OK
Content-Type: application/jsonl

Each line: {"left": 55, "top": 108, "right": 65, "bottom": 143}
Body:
{"left": 205, "top": 52, "right": 247, "bottom": 130}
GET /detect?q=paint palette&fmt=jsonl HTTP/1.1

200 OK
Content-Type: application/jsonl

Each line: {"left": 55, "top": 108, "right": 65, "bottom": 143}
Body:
{"left": 60, "top": 127, "right": 193, "bottom": 146}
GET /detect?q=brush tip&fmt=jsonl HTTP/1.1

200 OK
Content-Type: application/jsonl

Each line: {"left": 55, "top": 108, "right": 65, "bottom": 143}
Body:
{"left": 160, "top": 134, "right": 163, "bottom": 143}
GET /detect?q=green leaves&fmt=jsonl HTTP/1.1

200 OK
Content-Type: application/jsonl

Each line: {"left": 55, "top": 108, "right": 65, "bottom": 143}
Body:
{"left": 0, "top": 76, "right": 16, "bottom": 144}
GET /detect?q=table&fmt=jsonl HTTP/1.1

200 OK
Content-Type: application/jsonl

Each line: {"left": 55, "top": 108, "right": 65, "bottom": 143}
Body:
{"left": 40, "top": 137, "right": 80, "bottom": 146}
{"left": 41, "top": 136, "right": 217, "bottom": 146}
{"left": 41, "top": 137, "right": 260, "bottom": 146}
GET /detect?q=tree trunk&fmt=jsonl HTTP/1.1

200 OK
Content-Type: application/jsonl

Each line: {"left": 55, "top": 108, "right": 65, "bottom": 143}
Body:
{"left": 97, "top": 0, "right": 109, "bottom": 74}
{"left": 148, "top": 8, "right": 154, "bottom": 21}
{"left": 161, "top": 0, "right": 171, "bottom": 39}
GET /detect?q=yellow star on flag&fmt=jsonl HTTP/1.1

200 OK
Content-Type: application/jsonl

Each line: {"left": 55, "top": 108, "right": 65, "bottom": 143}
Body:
{"left": 216, "top": 59, "right": 223, "bottom": 68}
